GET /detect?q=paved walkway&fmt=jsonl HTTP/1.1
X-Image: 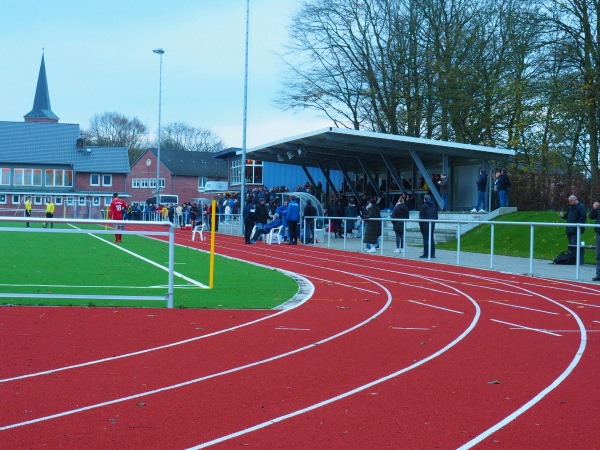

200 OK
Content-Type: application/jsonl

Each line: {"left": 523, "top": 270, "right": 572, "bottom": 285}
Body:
{"left": 308, "top": 232, "right": 600, "bottom": 284}
{"left": 214, "top": 221, "right": 599, "bottom": 284}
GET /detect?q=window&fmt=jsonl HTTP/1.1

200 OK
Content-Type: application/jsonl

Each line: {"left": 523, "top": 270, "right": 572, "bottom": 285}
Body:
{"left": 149, "top": 178, "right": 156, "bottom": 188}
{"left": 141, "top": 178, "right": 149, "bottom": 188}
{"left": 198, "top": 177, "right": 207, "bottom": 192}
{"left": 90, "top": 174, "right": 100, "bottom": 186}
{"left": 245, "top": 160, "right": 263, "bottom": 184}
{"left": 55, "top": 197, "right": 63, "bottom": 206}
{"left": 231, "top": 159, "right": 242, "bottom": 185}
{"left": 0, "top": 168, "right": 9, "bottom": 185}
{"left": 159, "top": 178, "right": 165, "bottom": 189}
{"left": 46, "top": 169, "right": 73, "bottom": 187}
{"left": 132, "top": 178, "right": 140, "bottom": 188}
{"left": 104, "top": 197, "right": 111, "bottom": 206}
{"left": 0, "top": 195, "right": 5, "bottom": 204}
{"left": 12, "top": 195, "right": 20, "bottom": 204}
{"left": 78, "top": 196, "right": 86, "bottom": 206}
{"left": 93, "top": 197, "right": 100, "bottom": 206}
{"left": 66, "top": 197, "right": 75, "bottom": 206}
{"left": 34, "top": 196, "right": 43, "bottom": 205}
{"left": 102, "top": 175, "right": 112, "bottom": 186}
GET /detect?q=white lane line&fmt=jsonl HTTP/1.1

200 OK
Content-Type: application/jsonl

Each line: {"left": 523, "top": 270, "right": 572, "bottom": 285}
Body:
{"left": 186, "top": 277, "right": 481, "bottom": 449}
{"left": 460, "top": 292, "right": 586, "bottom": 449}
{"left": 295, "top": 274, "right": 380, "bottom": 294}
{"left": 0, "top": 274, "right": 393, "bottom": 431}
{"left": 487, "top": 300, "right": 559, "bottom": 315}
{"left": 461, "top": 282, "right": 532, "bottom": 296}
{"left": 0, "top": 270, "right": 314, "bottom": 385}
{"left": 490, "top": 319, "right": 562, "bottom": 336}
{"left": 567, "top": 301, "right": 600, "bottom": 308}
{"left": 407, "top": 299, "right": 464, "bottom": 314}
{"left": 390, "top": 327, "right": 430, "bottom": 330}
{"left": 275, "top": 327, "right": 311, "bottom": 331}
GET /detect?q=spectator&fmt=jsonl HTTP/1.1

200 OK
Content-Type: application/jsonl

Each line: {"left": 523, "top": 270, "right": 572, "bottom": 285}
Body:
{"left": 363, "top": 198, "right": 381, "bottom": 252}
{"left": 303, "top": 199, "right": 318, "bottom": 243}
{"left": 250, "top": 198, "right": 269, "bottom": 242}
{"left": 344, "top": 198, "right": 359, "bottom": 238}
{"left": 176, "top": 204, "right": 184, "bottom": 228}
{"left": 471, "top": 169, "right": 488, "bottom": 213}
{"left": 589, "top": 200, "right": 600, "bottom": 281}
{"left": 330, "top": 198, "right": 344, "bottom": 238}
{"left": 438, "top": 173, "right": 449, "bottom": 211}
{"left": 242, "top": 197, "right": 255, "bottom": 244}
{"left": 286, "top": 195, "right": 301, "bottom": 245}
{"left": 419, "top": 194, "right": 438, "bottom": 258}
{"left": 391, "top": 196, "right": 409, "bottom": 253}
{"left": 559, "top": 195, "right": 586, "bottom": 262}
{"left": 252, "top": 213, "right": 283, "bottom": 239}
{"left": 275, "top": 199, "right": 289, "bottom": 241}
{"left": 497, "top": 169, "right": 511, "bottom": 207}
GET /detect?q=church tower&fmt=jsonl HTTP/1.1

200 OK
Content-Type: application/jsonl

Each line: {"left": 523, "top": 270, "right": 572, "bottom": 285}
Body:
{"left": 24, "top": 53, "right": 59, "bottom": 123}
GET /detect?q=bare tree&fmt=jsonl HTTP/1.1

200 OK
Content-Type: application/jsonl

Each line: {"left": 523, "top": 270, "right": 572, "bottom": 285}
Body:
{"left": 159, "top": 122, "right": 225, "bottom": 153}
{"left": 82, "top": 112, "right": 148, "bottom": 162}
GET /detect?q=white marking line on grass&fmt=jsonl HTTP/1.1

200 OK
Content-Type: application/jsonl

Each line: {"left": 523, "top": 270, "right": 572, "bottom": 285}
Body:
{"left": 487, "top": 300, "right": 559, "bottom": 315}
{"left": 0, "top": 274, "right": 393, "bottom": 431}
{"left": 407, "top": 299, "right": 464, "bottom": 314}
{"left": 73, "top": 224, "right": 208, "bottom": 289}
{"left": 490, "top": 319, "right": 562, "bottom": 337}
{"left": 567, "top": 301, "right": 600, "bottom": 309}
{"left": 0, "top": 270, "right": 314, "bottom": 385}
{"left": 0, "top": 284, "right": 189, "bottom": 289}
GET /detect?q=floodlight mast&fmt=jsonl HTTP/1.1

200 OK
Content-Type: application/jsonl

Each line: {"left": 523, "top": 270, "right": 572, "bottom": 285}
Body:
{"left": 240, "top": 0, "right": 250, "bottom": 235}
{"left": 153, "top": 48, "right": 165, "bottom": 207}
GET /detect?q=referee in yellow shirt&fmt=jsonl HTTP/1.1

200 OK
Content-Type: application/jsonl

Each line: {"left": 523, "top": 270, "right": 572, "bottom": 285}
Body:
{"left": 25, "top": 196, "right": 32, "bottom": 228}
{"left": 43, "top": 198, "right": 55, "bottom": 228}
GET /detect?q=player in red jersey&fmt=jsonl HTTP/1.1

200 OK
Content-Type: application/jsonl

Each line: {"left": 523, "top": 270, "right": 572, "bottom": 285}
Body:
{"left": 109, "top": 192, "right": 128, "bottom": 242}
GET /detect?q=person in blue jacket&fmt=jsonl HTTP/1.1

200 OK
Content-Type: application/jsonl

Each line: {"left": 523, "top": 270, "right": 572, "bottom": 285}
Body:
{"left": 286, "top": 195, "right": 301, "bottom": 245}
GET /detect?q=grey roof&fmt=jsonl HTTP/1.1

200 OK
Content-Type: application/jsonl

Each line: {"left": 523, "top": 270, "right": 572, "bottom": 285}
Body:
{"left": 24, "top": 54, "right": 59, "bottom": 122}
{"left": 0, "top": 121, "right": 79, "bottom": 164}
{"left": 74, "top": 146, "right": 130, "bottom": 173}
{"left": 247, "top": 127, "right": 515, "bottom": 173}
{"left": 148, "top": 148, "right": 227, "bottom": 178}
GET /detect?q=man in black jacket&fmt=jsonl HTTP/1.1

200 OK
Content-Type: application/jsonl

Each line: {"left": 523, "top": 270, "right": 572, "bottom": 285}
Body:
{"left": 242, "top": 197, "right": 255, "bottom": 244}
{"left": 589, "top": 200, "right": 600, "bottom": 280}
{"left": 419, "top": 195, "right": 438, "bottom": 258}
{"left": 560, "top": 195, "right": 586, "bottom": 262}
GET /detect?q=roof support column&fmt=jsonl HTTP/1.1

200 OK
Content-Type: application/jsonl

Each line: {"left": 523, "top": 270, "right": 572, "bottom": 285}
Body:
{"left": 335, "top": 161, "right": 360, "bottom": 200}
{"left": 409, "top": 149, "right": 442, "bottom": 207}
{"left": 317, "top": 163, "right": 340, "bottom": 198}
{"left": 356, "top": 156, "right": 381, "bottom": 197}
{"left": 381, "top": 154, "right": 407, "bottom": 194}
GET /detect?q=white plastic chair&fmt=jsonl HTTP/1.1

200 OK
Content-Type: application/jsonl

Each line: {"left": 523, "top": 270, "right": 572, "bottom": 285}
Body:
{"left": 192, "top": 223, "right": 205, "bottom": 241}
{"left": 265, "top": 225, "right": 283, "bottom": 244}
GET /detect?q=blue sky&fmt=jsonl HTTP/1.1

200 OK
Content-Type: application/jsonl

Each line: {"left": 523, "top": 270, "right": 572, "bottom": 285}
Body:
{"left": 0, "top": 0, "right": 331, "bottom": 148}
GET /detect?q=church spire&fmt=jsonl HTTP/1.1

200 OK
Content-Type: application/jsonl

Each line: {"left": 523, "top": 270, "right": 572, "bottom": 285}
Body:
{"left": 24, "top": 52, "right": 59, "bottom": 123}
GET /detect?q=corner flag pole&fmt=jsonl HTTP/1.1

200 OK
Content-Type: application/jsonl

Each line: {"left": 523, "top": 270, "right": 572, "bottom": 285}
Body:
{"left": 209, "top": 199, "right": 216, "bottom": 289}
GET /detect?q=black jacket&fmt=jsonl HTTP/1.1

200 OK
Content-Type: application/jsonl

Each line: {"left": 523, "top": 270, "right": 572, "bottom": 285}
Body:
{"left": 563, "top": 202, "right": 586, "bottom": 236}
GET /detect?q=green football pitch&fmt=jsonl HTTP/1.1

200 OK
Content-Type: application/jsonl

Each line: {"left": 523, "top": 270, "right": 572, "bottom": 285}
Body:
{"left": 0, "top": 222, "right": 297, "bottom": 309}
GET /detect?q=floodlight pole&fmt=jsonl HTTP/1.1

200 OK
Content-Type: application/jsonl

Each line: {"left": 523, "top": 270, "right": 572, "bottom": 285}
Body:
{"left": 240, "top": 0, "right": 249, "bottom": 235}
{"left": 153, "top": 48, "right": 165, "bottom": 207}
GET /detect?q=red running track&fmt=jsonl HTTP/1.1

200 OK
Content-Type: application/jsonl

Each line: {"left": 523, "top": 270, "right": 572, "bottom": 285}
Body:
{"left": 0, "top": 228, "right": 598, "bottom": 449}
